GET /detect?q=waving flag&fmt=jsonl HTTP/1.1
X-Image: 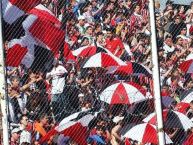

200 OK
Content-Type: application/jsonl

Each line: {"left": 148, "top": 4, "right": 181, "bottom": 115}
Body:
{"left": 63, "top": 42, "right": 76, "bottom": 62}
{"left": 6, "top": 44, "right": 28, "bottom": 67}
{"left": 6, "top": 35, "right": 36, "bottom": 67}
{"left": 2, "top": 0, "right": 40, "bottom": 24}
{"left": 28, "top": 4, "right": 61, "bottom": 26}
{"left": 22, "top": 15, "right": 65, "bottom": 55}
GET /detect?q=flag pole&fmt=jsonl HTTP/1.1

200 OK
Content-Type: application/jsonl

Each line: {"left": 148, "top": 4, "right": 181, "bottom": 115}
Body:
{"left": 149, "top": 0, "right": 165, "bottom": 144}
{"left": 0, "top": 2, "right": 9, "bottom": 145}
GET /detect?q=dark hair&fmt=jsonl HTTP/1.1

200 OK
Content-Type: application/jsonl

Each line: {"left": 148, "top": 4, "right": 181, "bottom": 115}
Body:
{"left": 86, "top": 26, "right": 93, "bottom": 31}
{"left": 38, "top": 113, "right": 48, "bottom": 122}
{"left": 165, "top": 34, "right": 172, "bottom": 40}
{"left": 19, "top": 115, "right": 28, "bottom": 123}
{"left": 106, "top": 27, "right": 115, "bottom": 34}
{"left": 171, "top": 76, "right": 180, "bottom": 82}
{"left": 96, "top": 32, "right": 104, "bottom": 37}
{"left": 10, "top": 76, "right": 20, "bottom": 82}
{"left": 81, "top": 37, "right": 89, "bottom": 43}
{"left": 190, "top": 1, "right": 193, "bottom": 6}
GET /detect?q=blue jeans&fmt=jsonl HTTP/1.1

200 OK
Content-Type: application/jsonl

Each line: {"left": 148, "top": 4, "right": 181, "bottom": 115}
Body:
{"left": 51, "top": 93, "right": 68, "bottom": 122}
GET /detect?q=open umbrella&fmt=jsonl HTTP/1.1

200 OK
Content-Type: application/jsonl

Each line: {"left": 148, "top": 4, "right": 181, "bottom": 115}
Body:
{"left": 181, "top": 89, "right": 193, "bottom": 103}
{"left": 40, "top": 111, "right": 98, "bottom": 145}
{"left": 99, "top": 82, "right": 147, "bottom": 105}
{"left": 175, "top": 102, "right": 190, "bottom": 114}
{"left": 123, "top": 123, "right": 173, "bottom": 144}
{"left": 179, "top": 59, "right": 193, "bottom": 73}
{"left": 107, "top": 62, "right": 152, "bottom": 77}
{"left": 83, "top": 52, "right": 125, "bottom": 68}
{"left": 143, "top": 109, "right": 193, "bottom": 131}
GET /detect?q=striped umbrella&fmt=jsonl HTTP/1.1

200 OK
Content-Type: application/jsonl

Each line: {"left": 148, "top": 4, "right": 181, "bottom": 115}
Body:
{"left": 179, "top": 59, "right": 193, "bottom": 73}
{"left": 99, "top": 82, "right": 147, "bottom": 105}
{"left": 181, "top": 90, "right": 193, "bottom": 103}
{"left": 143, "top": 109, "right": 193, "bottom": 131}
{"left": 83, "top": 52, "right": 125, "bottom": 68}
{"left": 123, "top": 123, "right": 173, "bottom": 144}
{"left": 107, "top": 62, "right": 152, "bottom": 77}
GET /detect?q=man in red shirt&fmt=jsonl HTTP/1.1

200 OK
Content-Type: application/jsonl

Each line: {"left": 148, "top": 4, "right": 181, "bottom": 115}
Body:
{"left": 105, "top": 28, "right": 125, "bottom": 58}
{"left": 130, "top": 4, "right": 144, "bottom": 34}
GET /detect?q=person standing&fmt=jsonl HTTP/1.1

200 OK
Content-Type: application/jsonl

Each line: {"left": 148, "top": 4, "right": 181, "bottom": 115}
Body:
{"left": 105, "top": 28, "right": 125, "bottom": 58}
{"left": 19, "top": 115, "right": 32, "bottom": 145}
{"left": 46, "top": 58, "right": 68, "bottom": 122}
{"left": 10, "top": 128, "right": 21, "bottom": 145}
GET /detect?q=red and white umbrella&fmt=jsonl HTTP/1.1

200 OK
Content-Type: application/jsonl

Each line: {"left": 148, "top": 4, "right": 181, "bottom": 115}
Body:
{"left": 143, "top": 109, "right": 193, "bottom": 131}
{"left": 123, "top": 123, "right": 173, "bottom": 144}
{"left": 83, "top": 52, "right": 125, "bottom": 68}
{"left": 175, "top": 102, "right": 190, "bottom": 114}
{"left": 181, "top": 91, "right": 193, "bottom": 103}
{"left": 40, "top": 111, "right": 97, "bottom": 145}
{"left": 99, "top": 82, "right": 147, "bottom": 105}
{"left": 107, "top": 62, "right": 152, "bottom": 77}
{"left": 179, "top": 59, "right": 193, "bottom": 73}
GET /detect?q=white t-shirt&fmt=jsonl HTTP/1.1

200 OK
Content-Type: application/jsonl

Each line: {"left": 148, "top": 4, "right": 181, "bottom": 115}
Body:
{"left": 19, "top": 130, "right": 31, "bottom": 144}
{"left": 47, "top": 65, "right": 67, "bottom": 94}
{"left": 163, "top": 43, "right": 175, "bottom": 55}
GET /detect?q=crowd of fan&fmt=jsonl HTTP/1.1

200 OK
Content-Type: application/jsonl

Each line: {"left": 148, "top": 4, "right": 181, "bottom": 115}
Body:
{"left": 4, "top": 0, "right": 193, "bottom": 145}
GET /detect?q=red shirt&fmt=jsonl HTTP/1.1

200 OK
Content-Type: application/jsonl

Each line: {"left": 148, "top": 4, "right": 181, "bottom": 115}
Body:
{"left": 105, "top": 37, "right": 124, "bottom": 57}
{"left": 130, "top": 13, "right": 143, "bottom": 33}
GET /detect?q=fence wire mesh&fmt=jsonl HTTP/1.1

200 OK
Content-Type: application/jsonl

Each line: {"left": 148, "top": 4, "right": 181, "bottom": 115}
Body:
{"left": 1, "top": 0, "right": 193, "bottom": 145}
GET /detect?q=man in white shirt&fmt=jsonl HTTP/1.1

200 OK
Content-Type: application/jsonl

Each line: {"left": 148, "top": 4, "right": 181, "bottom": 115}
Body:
{"left": 46, "top": 59, "right": 68, "bottom": 122}
{"left": 19, "top": 115, "right": 32, "bottom": 145}
{"left": 163, "top": 35, "right": 175, "bottom": 56}
{"left": 76, "top": 15, "right": 86, "bottom": 35}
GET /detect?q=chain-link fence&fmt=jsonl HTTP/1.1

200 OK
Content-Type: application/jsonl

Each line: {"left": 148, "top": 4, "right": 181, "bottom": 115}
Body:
{"left": 1, "top": 0, "right": 193, "bottom": 145}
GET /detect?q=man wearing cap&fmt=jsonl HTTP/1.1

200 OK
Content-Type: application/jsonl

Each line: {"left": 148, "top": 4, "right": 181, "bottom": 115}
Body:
{"left": 76, "top": 15, "right": 86, "bottom": 35}
{"left": 10, "top": 128, "right": 21, "bottom": 145}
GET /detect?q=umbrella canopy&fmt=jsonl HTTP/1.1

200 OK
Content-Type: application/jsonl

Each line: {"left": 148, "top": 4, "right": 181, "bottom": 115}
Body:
{"left": 99, "top": 82, "right": 147, "bottom": 105}
{"left": 179, "top": 59, "right": 193, "bottom": 73}
{"left": 107, "top": 62, "right": 152, "bottom": 77}
{"left": 123, "top": 123, "right": 173, "bottom": 144}
{"left": 143, "top": 109, "right": 193, "bottom": 131}
{"left": 186, "top": 53, "right": 193, "bottom": 61}
{"left": 83, "top": 52, "right": 125, "bottom": 68}
{"left": 181, "top": 90, "right": 193, "bottom": 103}
{"left": 175, "top": 102, "right": 190, "bottom": 114}
{"left": 40, "top": 110, "right": 98, "bottom": 145}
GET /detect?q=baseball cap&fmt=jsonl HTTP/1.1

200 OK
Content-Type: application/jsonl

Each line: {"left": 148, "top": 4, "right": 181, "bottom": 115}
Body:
{"left": 11, "top": 128, "right": 21, "bottom": 134}
{"left": 78, "top": 15, "right": 85, "bottom": 20}
{"left": 78, "top": 93, "right": 84, "bottom": 97}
